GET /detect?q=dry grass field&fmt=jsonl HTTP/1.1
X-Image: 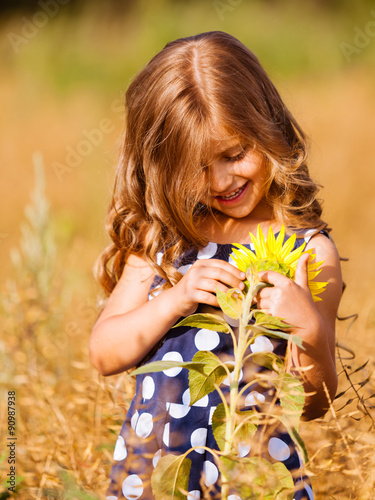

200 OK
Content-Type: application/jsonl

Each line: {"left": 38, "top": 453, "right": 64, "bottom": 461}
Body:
{"left": 0, "top": 1, "right": 374, "bottom": 498}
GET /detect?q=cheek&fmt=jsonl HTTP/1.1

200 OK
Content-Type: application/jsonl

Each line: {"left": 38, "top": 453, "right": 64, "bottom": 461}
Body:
{"left": 240, "top": 154, "right": 267, "bottom": 184}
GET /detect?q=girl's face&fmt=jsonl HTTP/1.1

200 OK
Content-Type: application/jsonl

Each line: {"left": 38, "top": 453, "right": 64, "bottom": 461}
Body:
{"left": 206, "top": 137, "right": 268, "bottom": 220}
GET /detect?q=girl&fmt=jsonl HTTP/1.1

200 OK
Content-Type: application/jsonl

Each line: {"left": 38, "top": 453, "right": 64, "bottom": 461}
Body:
{"left": 90, "top": 31, "right": 342, "bottom": 500}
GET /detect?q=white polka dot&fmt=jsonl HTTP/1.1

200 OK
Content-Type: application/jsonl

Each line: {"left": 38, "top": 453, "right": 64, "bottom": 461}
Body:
{"left": 194, "top": 329, "right": 220, "bottom": 351}
{"left": 304, "top": 482, "right": 314, "bottom": 500}
{"left": 250, "top": 335, "right": 274, "bottom": 353}
{"left": 223, "top": 362, "right": 243, "bottom": 386}
{"left": 228, "top": 496, "right": 242, "bottom": 500}
{"left": 208, "top": 406, "right": 217, "bottom": 425}
{"left": 197, "top": 242, "right": 217, "bottom": 259}
{"left": 130, "top": 410, "right": 139, "bottom": 431}
{"left": 268, "top": 437, "right": 291, "bottom": 461}
{"left": 142, "top": 376, "right": 155, "bottom": 400}
{"left": 237, "top": 441, "right": 251, "bottom": 458}
{"left": 113, "top": 435, "right": 127, "bottom": 461}
{"left": 148, "top": 286, "right": 162, "bottom": 301}
{"left": 182, "top": 389, "right": 209, "bottom": 407}
{"left": 106, "top": 496, "right": 118, "bottom": 500}
{"left": 135, "top": 412, "right": 153, "bottom": 438}
{"left": 203, "top": 460, "right": 219, "bottom": 487}
{"left": 245, "top": 391, "right": 266, "bottom": 406}
{"left": 122, "top": 474, "right": 143, "bottom": 499}
{"left": 187, "top": 491, "right": 201, "bottom": 500}
{"left": 156, "top": 252, "right": 163, "bottom": 266}
{"left": 163, "top": 422, "right": 170, "bottom": 447}
{"left": 178, "top": 263, "right": 192, "bottom": 275}
{"left": 152, "top": 449, "right": 162, "bottom": 468}
{"left": 168, "top": 402, "right": 191, "bottom": 419}
{"left": 190, "top": 428, "right": 207, "bottom": 454}
{"left": 162, "top": 351, "right": 183, "bottom": 377}
{"left": 228, "top": 255, "right": 237, "bottom": 267}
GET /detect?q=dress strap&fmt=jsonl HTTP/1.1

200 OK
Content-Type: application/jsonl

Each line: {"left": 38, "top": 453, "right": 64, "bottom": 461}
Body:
{"left": 302, "top": 228, "right": 330, "bottom": 245}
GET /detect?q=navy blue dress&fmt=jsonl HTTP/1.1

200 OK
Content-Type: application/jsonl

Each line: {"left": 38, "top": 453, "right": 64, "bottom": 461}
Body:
{"left": 106, "top": 232, "right": 317, "bottom": 500}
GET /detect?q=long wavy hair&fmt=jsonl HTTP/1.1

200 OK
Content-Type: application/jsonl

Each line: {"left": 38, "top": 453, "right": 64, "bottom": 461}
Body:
{"left": 95, "top": 31, "right": 327, "bottom": 297}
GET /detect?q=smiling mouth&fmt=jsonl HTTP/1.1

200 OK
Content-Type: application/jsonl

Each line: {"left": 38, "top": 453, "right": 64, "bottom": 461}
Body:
{"left": 215, "top": 182, "right": 248, "bottom": 202}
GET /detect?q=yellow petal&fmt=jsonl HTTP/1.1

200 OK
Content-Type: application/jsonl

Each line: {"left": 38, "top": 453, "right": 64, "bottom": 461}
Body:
{"left": 266, "top": 226, "right": 276, "bottom": 254}
{"left": 274, "top": 225, "right": 286, "bottom": 254}
{"left": 284, "top": 244, "right": 306, "bottom": 266}
{"left": 250, "top": 225, "right": 267, "bottom": 259}
{"left": 308, "top": 270, "right": 322, "bottom": 280}
{"left": 279, "top": 233, "right": 297, "bottom": 260}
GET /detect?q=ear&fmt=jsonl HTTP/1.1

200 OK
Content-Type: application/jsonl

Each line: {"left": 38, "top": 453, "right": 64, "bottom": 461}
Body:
{"left": 295, "top": 253, "right": 310, "bottom": 291}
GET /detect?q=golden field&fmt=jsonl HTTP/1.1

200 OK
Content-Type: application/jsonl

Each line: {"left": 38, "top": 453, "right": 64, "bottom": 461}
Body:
{"left": 0, "top": 1, "right": 374, "bottom": 498}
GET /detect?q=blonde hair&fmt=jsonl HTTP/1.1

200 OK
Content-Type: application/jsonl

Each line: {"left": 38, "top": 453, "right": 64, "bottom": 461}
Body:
{"left": 95, "top": 31, "right": 327, "bottom": 296}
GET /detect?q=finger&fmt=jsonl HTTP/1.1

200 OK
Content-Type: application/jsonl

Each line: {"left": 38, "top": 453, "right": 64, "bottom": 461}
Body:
{"left": 198, "top": 279, "right": 230, "bottom": 295}
{"left": 256, "top": 297, "right": 272, "bottom": 313}
{"left": 295, "top": 252, "right": 310, "bottom": 291}
{"left": 256, "top": 287, "right": 273, "bottom": 300}
{"left": 195, "top": 290, "right": 220, "bottom": 308}
{"left": 197, "top": 259, "right": 246, "bottom": 281}
{"left": 198, "top": 267, "right": 245, "bottom": 290}
{"left": 257, "top": 270, "right": 288, "bottom": 287}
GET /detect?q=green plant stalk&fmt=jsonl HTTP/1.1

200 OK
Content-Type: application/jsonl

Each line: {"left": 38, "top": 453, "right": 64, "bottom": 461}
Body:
{"left": 221, "top": 284, "right": 256, "bottom": 499}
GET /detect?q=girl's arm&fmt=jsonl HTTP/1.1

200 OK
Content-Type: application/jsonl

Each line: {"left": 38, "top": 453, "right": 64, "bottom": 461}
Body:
{"left": 257, "top": 233, "right": 343, "bottom": 420}
{"left": 90, "top": 253, "right": 245, "bottom": 376}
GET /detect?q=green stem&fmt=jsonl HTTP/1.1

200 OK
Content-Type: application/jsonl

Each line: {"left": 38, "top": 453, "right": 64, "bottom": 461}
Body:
{"left": 221, "top": 289, "right": 254, "bottom": 499}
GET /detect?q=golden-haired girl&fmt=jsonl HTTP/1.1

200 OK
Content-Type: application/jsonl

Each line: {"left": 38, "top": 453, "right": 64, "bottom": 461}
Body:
{"left": 90, "top": 31, "right": 342, "bottom": 499}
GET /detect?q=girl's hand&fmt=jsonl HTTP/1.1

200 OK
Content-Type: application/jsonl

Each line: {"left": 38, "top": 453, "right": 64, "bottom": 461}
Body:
{"left": 257, "top": 236, "right": 342, "bottom": 420}
{"left": 173, "top": 259, "right": 246, "bottom": 317}
{"left": 256, "top": 253, "right": 321, "bottom": 333}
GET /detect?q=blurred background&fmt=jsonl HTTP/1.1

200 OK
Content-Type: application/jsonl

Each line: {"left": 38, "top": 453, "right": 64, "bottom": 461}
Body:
{"left": 0, "top": 0, "right": 374, "bottom": 498}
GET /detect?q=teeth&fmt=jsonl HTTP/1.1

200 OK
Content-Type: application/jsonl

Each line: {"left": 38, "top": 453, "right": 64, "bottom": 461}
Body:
{"left": 221, "top": 185, "right": 244, "bottom": 200}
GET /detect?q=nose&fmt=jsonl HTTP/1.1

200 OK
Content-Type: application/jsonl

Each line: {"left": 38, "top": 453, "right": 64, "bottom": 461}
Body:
{"left": 209, "top": 160, "right": 235, "bottom": 195}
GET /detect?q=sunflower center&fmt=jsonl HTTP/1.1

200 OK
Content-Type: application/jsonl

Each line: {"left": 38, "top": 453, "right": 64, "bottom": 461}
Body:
{"left": 254, "top": 259, "right": 294, "bottom": 279}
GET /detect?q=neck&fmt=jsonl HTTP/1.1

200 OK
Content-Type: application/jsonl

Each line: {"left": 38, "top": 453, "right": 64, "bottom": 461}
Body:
{"left": 199, "top": 207, "right": 280, "bottom": 245}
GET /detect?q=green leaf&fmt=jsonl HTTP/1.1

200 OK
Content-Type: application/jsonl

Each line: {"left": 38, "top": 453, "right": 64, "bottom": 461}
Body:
{"left": 212, "top": 403, "right": 227, "bottom": 451}
{"left": 151, "top": 454, "right": 191, "bottom": 500}
{"left": 278, "top": 372, "right": 305, "bottom": 428}
{"left": 254, "top": 311, "right": 292, "bottom": 330}
{"left": 216, "top": 288, "right": 243, "bottom": 319}
{"left": 220, "top": 456, "right": 294, "bottom": 500}
{"left": 132, "top": 360, "right": 205, "bottom": 376}
{"left": 188, "top": 351, "right": 232, "bottom": 405}
{"left": 289, "top": 427, "right": 309, "bottom": 465}
{"left": 271, "top": 461, "right": 295, "bottom": 499}
{"left": 212, "top": 407, "right": 258, "bottom": 454}
{"left": 173, "top": 313, "right": 231, "bottom": 333}
{"left": 235, "top": 410, "right": 258, "bottom": 444}
{"left": 252, "top": 351, "right": 284, "bottom": 372}
{"left": 250, "top": 326, "right": 304, "bottom": 349}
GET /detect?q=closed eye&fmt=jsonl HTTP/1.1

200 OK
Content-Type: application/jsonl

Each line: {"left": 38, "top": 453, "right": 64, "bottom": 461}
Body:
{"left": 224, "top": 148, "right": 247, "bottom": 162}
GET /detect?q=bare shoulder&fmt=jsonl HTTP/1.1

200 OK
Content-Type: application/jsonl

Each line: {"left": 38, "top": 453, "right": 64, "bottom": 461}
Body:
{"left": 305, "top": 232, "right": 341, "bottom": 270}
{"left": 306, "top": 232, "right": 343, "bottom": 316}
{"left": 94, "top": 254, "right": 156, "bottom": 330}
{"left": 119, "top": 253, "right": 156, "bottom": 285}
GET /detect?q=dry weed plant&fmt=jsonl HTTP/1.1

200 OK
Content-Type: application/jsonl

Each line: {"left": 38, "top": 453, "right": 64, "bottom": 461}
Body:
{"left": 0, "top": 153, "right": 134, "bottom": 499}
{"left": 0, "top": 154, "right": 374, "bottom": 499}
{"left": 301, "top": 315, "right": 375, "bottom": 499}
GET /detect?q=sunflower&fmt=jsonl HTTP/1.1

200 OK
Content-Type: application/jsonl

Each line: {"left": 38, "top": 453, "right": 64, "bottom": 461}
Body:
{"left": 230, "top": 225, "right": 327, "bottom": 302}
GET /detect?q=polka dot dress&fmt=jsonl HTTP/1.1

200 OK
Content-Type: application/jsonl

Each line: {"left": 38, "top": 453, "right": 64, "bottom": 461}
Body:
{"left": 106, "top": 232, "right": 320, "bottom": 500}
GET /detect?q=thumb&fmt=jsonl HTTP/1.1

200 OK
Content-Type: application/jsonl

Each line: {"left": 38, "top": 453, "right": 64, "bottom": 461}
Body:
{"left": 295, "top": 252, "right": 310, "bottom": 290}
